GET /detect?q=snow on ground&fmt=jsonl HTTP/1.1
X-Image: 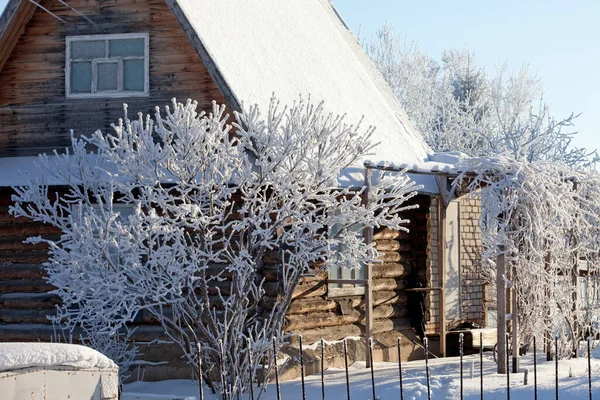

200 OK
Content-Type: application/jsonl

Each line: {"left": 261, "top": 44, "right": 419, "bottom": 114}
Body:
{"left": 123, "top": 348, "right": 600, "bottom": 399}
{"left": 0, "top": 342, "right": 117, "bottom": 372}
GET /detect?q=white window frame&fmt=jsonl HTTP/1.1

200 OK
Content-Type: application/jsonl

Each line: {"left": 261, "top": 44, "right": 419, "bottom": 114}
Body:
{"left": 65, "top": 33, "right": 150, "bottom": 99}
{"left": 327, "top": 219, "right": 366, "bottom": 298}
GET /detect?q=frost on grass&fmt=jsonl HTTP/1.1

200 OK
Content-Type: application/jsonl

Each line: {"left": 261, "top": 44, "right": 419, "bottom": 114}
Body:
{"left": 10, "top": 97, "right": 419, "bottom": 397}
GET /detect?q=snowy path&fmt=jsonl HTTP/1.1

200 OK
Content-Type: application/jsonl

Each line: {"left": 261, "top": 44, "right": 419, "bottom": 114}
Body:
{"left": 123, "top": 350, "right": 600, "bottom": 399}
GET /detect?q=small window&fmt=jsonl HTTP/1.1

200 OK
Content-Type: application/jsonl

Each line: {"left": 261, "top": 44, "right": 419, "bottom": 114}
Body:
{"left": 66, "top": 33, "right": 149, "bottom": 98}
{"left": 327, "top": 220, "right": 366, "bottom": 297}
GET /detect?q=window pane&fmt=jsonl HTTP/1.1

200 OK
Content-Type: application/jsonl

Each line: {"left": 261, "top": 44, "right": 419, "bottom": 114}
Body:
{"left": 109, "top": 38, "right": 145, "bottom": 57}
{"left": 70, "top": 61, "right": 92, "bottom": 93}
{"left": 97, "top": 62, "right": 118, "bottom": 92}
{"left": 123, "top": 59, "right": 145, "bottom": 91}
{"left": 71, "top": 40, "right": 105, "bottom": 59}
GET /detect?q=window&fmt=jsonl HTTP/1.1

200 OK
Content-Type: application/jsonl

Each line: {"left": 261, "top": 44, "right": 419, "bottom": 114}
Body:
{"left": 327, "top": 220, "right": 366, "bottom": 297}
{"left": 66, "top": 33, "right": 149, "bottom": 98}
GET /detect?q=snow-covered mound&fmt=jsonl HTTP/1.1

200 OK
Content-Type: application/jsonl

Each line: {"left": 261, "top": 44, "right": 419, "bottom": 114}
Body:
{"left": 0, "top": 343, "right": 117, "bottom": 372}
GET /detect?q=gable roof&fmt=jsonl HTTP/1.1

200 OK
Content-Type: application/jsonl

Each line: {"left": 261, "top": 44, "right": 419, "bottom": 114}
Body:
{"left": 167, "top": 0, "right": 432, "bottom": 168}
{"left": 0, "top": 0, "right": 431, "bottom": 165}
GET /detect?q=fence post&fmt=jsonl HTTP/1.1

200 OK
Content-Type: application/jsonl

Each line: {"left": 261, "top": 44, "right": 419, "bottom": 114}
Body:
{"left": 588, "top": 337, "right": 592, "bottom": 400}
{"left": 460, "top": 332, "right": 464, "bottom": 400}
{"left": 480, "top": 331, "right": 483, "bottom": 400}
{"left": 555, "top": 336, "right": 559, "bottom": 400}
{"left": 299, "top": 335, "right": 306, "bottom": 400}
{"left": 273, "top": 337, "right": 281, "bottom": 400}
{"left": 506, "top": 333, "right": 511, "bottom": 400}
{"left": 369, "top": 338, "right": 376, "bottom": 400}
{"left": 321, "top": 338, "right": 326, "bottom": 400}
{"left": 247, "top": 340, "right": 254, "bottom": 400}
{"left": 425, "top": 337, "right": 431, "bottom": 400}
{"left": 533, "top": 336, "right": 538, "bottom": 400}
{"left": 218, "top": 339, "right": 228, "bottom": 400}
{"left": 398, "top": 337, "right": 404, "bottom": 400}
{"left": 197, "top": 343, "right": 204, "bottom": 400}
{"left": 497, "top": 246, "right": 507, "bottom": 374}
{"left": 343, "top": 338, "right": 351, "bottom": 400}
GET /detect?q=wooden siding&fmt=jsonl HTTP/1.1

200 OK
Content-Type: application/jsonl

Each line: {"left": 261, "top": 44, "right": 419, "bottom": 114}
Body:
{"left": 0, "top": 190, "right": 432, "bottom": 345}
{"left": 0, "top": 0, "right": 227, "bottom": 157}
{"left": 285, "top": 195, "right": 431, "bottom": 345}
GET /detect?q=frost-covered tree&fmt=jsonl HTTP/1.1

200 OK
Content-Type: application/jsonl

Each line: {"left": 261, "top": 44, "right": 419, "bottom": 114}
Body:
{"left": 11, "top": 98, "right": 418, "bottom": 397}
{"left": 365, "top": 24, "right": 599, "bottom": 168}
{"left": 455, "top": 156, "right": 600, "bottom": 357}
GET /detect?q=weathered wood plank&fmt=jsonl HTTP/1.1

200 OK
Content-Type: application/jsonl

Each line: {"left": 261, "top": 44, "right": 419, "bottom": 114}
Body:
{"left": 0, "top": 0, "right": 228, "bottom": 157}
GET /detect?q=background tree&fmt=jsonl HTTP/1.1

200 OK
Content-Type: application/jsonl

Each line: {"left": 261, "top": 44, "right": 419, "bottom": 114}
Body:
{"left": 11, "top": 98, "right": 419, "bottom": 397}
{"left": 365, "top": 24, "right": 598, "bottom": 168}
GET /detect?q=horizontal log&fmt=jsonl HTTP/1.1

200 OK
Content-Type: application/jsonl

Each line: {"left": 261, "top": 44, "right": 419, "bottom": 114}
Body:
{"left": 0, "top": 279, "right": 54, "bottom": 293}
{"left": 286, "top": 304, "right": 407, "bottom": 331}
{"left": 0, "top": 251, "right": 50, "bottom": 264}
{"left": 0, "top": 235, "right": 55, "bottom": 251}
{"left": 376, "top": 252, "right": 401, "bottom": 262}
{"left": 0, "top": 223, "right": 60, "bottom": 236}
{"left": 286, "top": 311, "right": 361, "bottom": 331}
{"left": 374, "top": 240, "right": 402, "bottom": 252}
{"left": 0, "top": 323, "right": 56, "bottom": 342}
{"left": 0, "top": 308, "right": 56, "bottom": 324}
{"left": 293, "top": 318, "right": 412, "bottom": 345}
{"left": 372, "top": 278, "right": 407, "bottom": 291}
{"left": 287, "top": 297, "right": 338, "bottom": 315}
{"left": 0, "top": 263, "right": 45, "bottom": 279}
{"left": 372, "top": 262, "right": 410, "bottom": 279}
{"left": 0, "top": 292, "right": 60, "bottom": 309}
{"left": 372, "top": 304, "right": 408, "bottom": 319}
{"left": 262, "top": 280, "right": 327, "bottom": 299}
{"left": 373, "top": 290, "right": 408, "bottom": 306}
{"left": 373, "top": 228, "right": 408, "bottom": 240}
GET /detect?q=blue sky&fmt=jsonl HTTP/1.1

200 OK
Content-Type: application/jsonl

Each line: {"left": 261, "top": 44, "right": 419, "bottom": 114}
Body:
{"left": 1, "top": 0, "right": 598, "bottom": 152}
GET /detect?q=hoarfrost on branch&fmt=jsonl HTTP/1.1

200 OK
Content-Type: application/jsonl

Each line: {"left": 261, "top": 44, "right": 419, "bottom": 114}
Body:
{"left": 11, "top": 97, "right": 419, "bottom": 397}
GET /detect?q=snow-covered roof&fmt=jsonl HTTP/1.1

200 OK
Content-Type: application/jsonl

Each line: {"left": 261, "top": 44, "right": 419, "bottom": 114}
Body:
{"left": 0, "top": 0, "right": 460, "bottom": 194}
{"left": 172, "top": 0, "right": 432, "bottom": 167}
{"left": 366, "top": 151, "right": 472, "bottom": 175}
{"left": 0, "top": 343, "right": 117, "bottom": 372}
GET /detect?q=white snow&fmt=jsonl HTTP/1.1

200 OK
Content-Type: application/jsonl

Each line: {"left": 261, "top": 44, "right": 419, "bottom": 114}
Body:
{"left": 174, "top": 0, "right": 431, "bottom": 168}
{"left": 122, "top": 349, "right": 600, "bottom": 400}
{"left": 0, "top": 343, "right": 117, "bottom": 372}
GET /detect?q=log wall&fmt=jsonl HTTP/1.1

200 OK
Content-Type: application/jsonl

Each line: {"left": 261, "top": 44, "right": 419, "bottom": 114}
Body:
{"left": 285, "top": 195, "right": 431, "bottom": 345}
{"left": 0, "top": 0, "right": 227, "bottom": 157}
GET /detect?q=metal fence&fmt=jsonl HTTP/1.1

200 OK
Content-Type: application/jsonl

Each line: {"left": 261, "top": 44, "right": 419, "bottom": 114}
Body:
{"left": 197, "top": 333, "right": 595, "bottom": 400}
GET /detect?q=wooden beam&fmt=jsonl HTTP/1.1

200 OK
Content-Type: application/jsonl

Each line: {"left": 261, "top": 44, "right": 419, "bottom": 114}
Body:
{"left": 511, "top": 261, "right": 519, "bottom": 372}
{"left": 364, "top": 167, "right": 374, "bottom": 368}
{"left": 0, "top": 0, "right": 37, "bottom": 73}
{"left": 438, "top": 196, "right": 447, "bottom": 357}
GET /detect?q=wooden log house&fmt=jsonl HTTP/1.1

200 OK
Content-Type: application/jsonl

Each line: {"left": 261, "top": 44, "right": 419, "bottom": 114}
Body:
{"left": 0, "top": 0, "right": 491, "bottom": 380}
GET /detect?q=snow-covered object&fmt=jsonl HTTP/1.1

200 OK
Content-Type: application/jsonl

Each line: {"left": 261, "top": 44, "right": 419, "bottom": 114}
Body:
{"left": 455, "top": 155, "right": 600, "bottom": 358}
{"left": 174, "top": 0, "right": 431, "bottom": 167}
{"left": 365, "top": 25, "right": 599, "bottom": 169}
{"left": 0, "top": 343, "right": 117, "bottom": 372}
{"left": 11, "top": 98, "right": 419, "bottom": 397}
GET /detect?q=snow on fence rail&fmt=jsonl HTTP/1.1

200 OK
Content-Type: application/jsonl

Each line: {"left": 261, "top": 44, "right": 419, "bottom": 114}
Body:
{"left": 167, "top": 333, "right": 596, "bottom": 400}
